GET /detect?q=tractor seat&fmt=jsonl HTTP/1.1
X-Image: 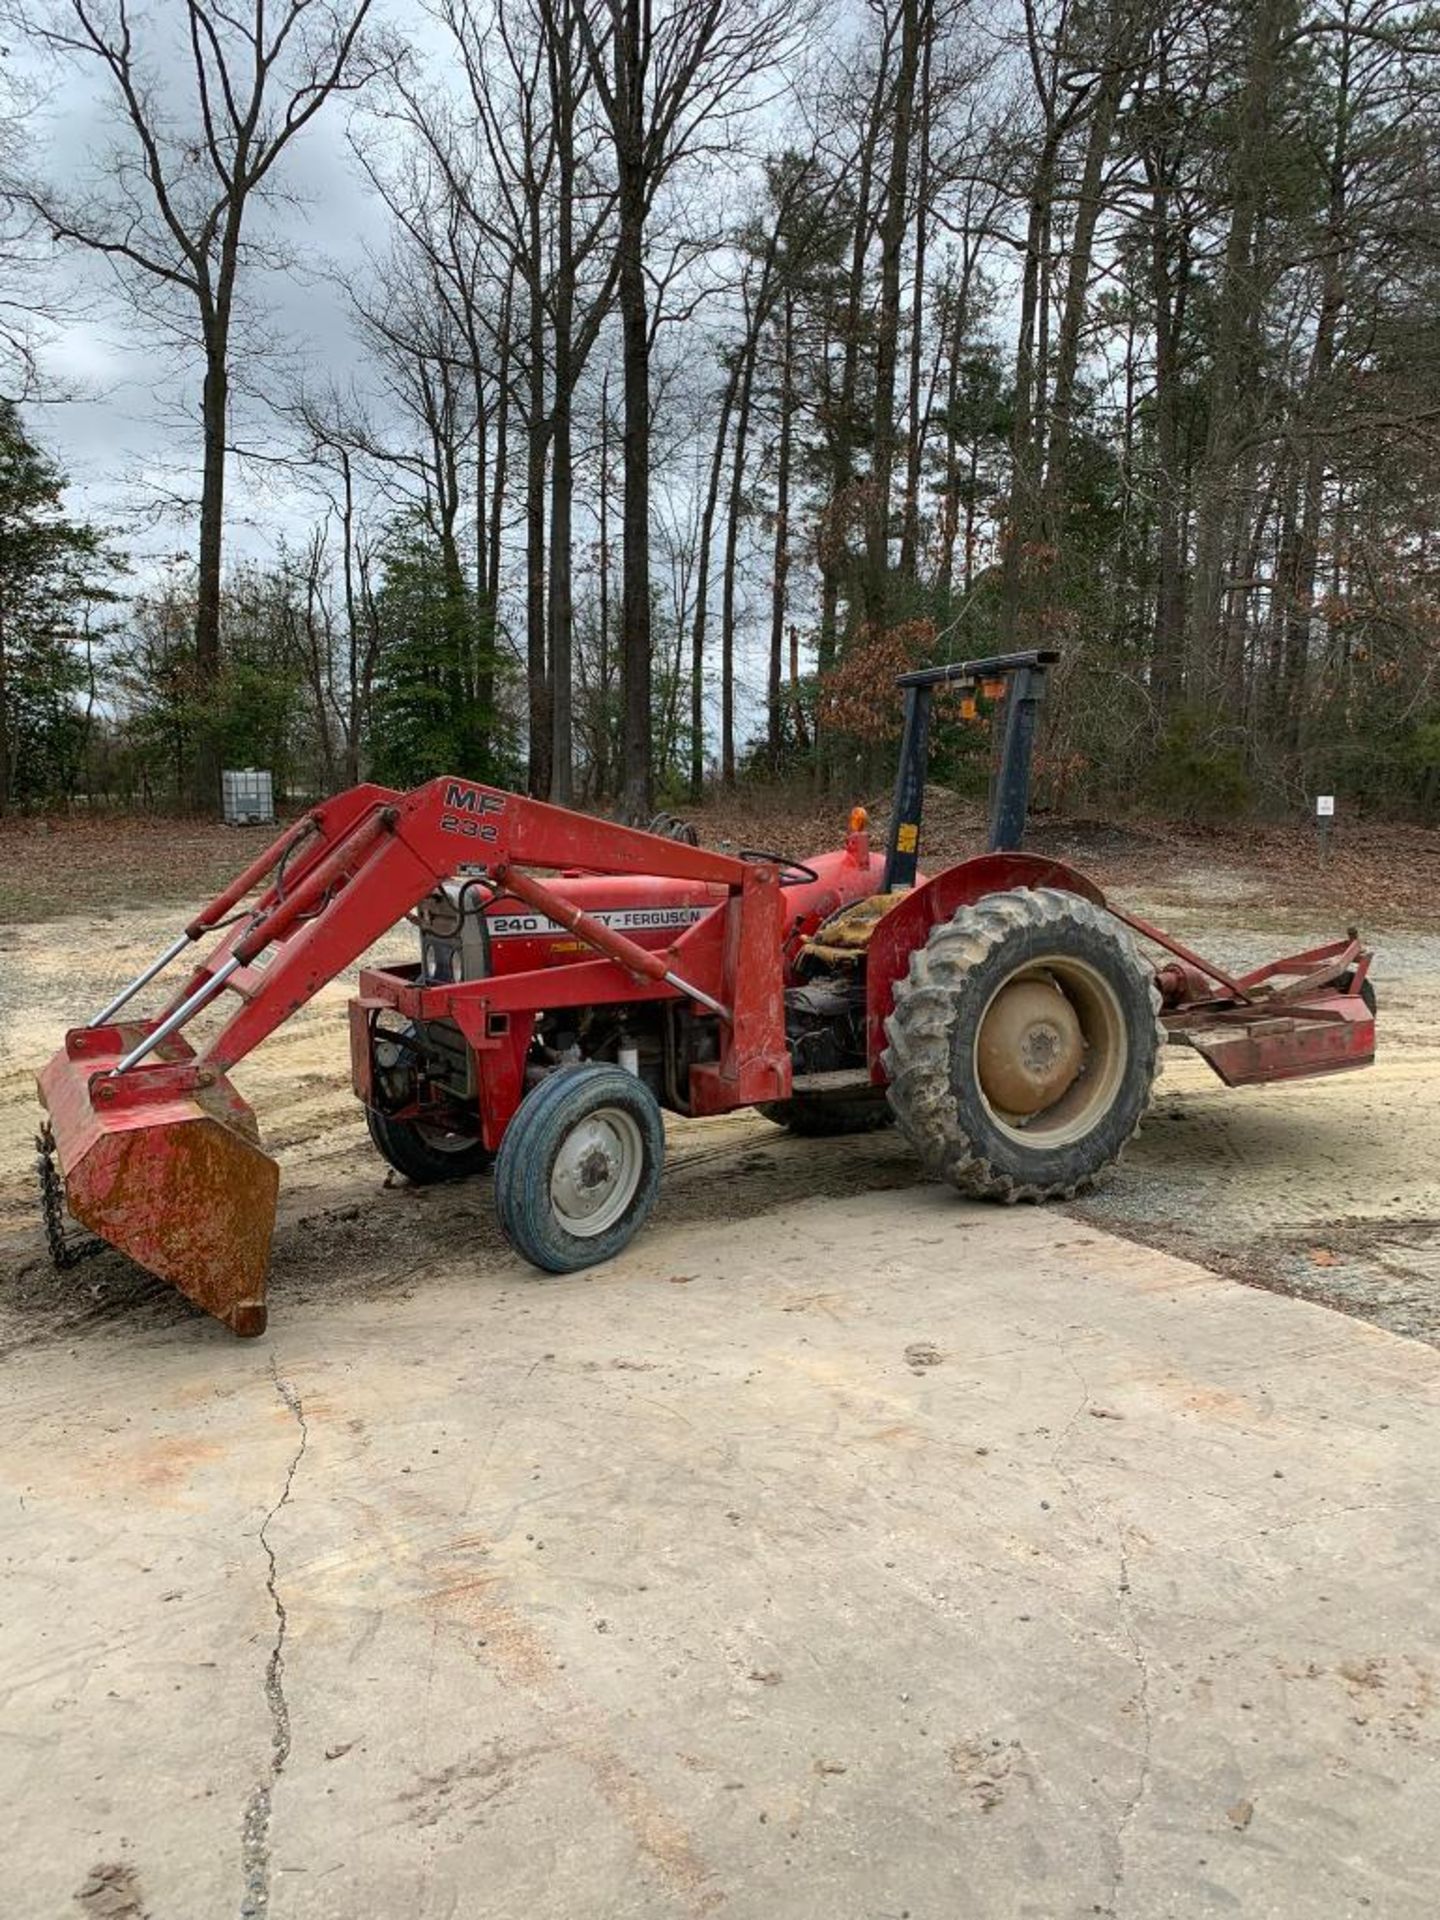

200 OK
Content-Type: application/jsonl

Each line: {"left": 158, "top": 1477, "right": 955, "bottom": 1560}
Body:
{"left": 799, "top": 892, "right": 909, "bottom": 970}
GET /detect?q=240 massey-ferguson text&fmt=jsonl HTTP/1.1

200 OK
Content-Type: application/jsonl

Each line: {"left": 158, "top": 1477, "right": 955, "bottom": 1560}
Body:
{"left": 36, "top": 652, "right": 1376, "bottom": 1335}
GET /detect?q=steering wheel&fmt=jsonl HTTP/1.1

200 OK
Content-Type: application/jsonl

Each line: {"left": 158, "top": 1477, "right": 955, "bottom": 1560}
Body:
{"left": 739, "top": 847, "right": 821, "bottom": 887}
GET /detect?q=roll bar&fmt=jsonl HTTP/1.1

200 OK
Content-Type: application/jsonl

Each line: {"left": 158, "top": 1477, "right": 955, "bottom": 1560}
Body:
{"left": 881, "top": 649, "right": 1060, "bottom": 892}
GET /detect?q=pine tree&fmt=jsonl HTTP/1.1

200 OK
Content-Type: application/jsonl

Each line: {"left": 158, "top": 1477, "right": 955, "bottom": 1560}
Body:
{"left": 0, "top": 404, "right": 119, "bottom": 810}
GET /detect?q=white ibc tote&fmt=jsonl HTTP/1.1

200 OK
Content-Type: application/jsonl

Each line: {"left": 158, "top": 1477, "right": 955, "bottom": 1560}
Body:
{"left": 221, "top": 768, "right": 275, "bottom": 826}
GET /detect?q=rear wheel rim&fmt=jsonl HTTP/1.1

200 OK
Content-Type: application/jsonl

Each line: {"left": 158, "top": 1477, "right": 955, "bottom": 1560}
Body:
{"left": 973, "top": 954, "right": 1128, "bottom": 1148}
{"left": 549, "top": 1107, "right": 645, "bottom": 1238}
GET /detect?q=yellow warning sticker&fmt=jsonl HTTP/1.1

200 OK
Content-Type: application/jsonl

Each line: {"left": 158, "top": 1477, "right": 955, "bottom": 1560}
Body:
{"left": 896, "top": 823, "right": 919, "bottom": 852}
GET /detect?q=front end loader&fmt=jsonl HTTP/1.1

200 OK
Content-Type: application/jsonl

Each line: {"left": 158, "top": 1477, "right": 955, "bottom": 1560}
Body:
{"left": 35, "top": 651, "right": 1376, "bottom": 1334}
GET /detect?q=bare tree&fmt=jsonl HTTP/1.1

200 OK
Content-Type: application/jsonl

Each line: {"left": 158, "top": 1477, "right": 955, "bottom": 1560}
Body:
{"left": 862, "top": 0, "right": 923, "bottom": 625}
{"left": 811, "top": 19, "right": 895, "bottom": 682}
{"left": 374, "top": 0, "right": 619, "bottom": 800}
{"left": 15, "top": 0, "right": 386, "bottom": 803}
{"left": 573, "top": 0, "right": 801, "bottom": 819}
{"left": 687, "top": 345, "right": 741, "bottom": 799}
{"left": 0, "top": 54, "right": 62, "bottom": 398}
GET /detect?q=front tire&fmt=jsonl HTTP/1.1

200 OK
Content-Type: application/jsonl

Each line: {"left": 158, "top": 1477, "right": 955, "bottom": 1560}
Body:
{"left": 494, "top": 1065, "right": 666, "bottom": 1273}
{"left": 883, "top": 888, "right": 1162, "bottom": 1201}
{"left": 365, "top": 1105, "right": 493, "bottom": 1184}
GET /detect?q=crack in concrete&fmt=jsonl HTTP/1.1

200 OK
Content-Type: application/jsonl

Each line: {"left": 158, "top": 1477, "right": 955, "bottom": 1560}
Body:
{"left": 1050, "top": 1352, "right": 1154, "bottom": 1920}
{"left": 240, "top": 1360, "right": 308, "bottom": 1920}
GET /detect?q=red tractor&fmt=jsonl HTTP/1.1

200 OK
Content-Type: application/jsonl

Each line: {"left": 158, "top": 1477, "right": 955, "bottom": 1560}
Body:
{"left": 37, "top": 651, "right": 1375, "bottom": 1335}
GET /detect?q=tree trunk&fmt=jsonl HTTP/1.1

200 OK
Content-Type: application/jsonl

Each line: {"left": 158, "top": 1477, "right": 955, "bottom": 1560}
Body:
{"left": 1187, "top": 0, "right": 1284, "bottom": 707}
{"left": 1039, "top": 41, "right": 1128, "bottom": 548}
{"left": 0, "top": 597, "right": 10, "bottom": 815}
{"left": 1279, "top": 15, "right": 1352, "bottom": 751}
{"left": 819, "top": 38, "right": 890, "bottom": 680}
{"left": 597, "top": 372, "right": 613, "bottom": 801}
{"left": 1147, "top": 150, "right": 1188, "bottom": 713}
{"left": 1000, "top": 124, "right": 1062, "bottom": 645}
{"left": 472, "top": 390, "right": 496, "bottom": 770}
{"left": 690, "top": 356, "right": 742, "bottom": 801}
{"left": 865, "top": 0, "right": 921, "bottom": 628}
{"left": 489, "top": 276, "right": 513, "bottom": 616}
{"left": 618, "top": 160, "right": 653, "bottom": 822}
{"left": 548, "top": 22, "right": 581, "bottom": 809}
{"left": 767, "top": 291, "right": 795, "bottom": 769}
{"left": 788, "top": 623, "right": 809, "bottom": 752}
{"left": 339, "top": 453, "right": 367, "bottom": 785}
{"left": 721, "top": 318, "right": 761, "bottom": 786}
{"left": 457, "top": 283, "right": 496, "bottom": 775}
{"left": 549, "top": 380, "right": 576, "bottom": 806}
{"left": 194, "top": 336, "right": 228, "bottom": 811}
{"left": 301, "top": 534, "right": 338, "bottom": 791}
{"left": 936, "top": 252, "right": 979, "bottom": 597}
{"left": 525, "top": 271, "right": 551, "bottom": 797}
{"left": 898, "top": 4, "right": 934, "bottom": 582}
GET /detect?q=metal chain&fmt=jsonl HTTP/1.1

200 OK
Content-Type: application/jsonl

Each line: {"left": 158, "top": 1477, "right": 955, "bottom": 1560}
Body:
{"left": 34, "top": 1124, "right": 104, "bottom": 1270}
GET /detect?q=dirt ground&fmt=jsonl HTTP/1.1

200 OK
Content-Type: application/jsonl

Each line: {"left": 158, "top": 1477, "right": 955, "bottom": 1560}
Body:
{"left": 4, "top": 810, "right": 1440, "bottom": 1919}
{"left": 2, "top": 806, "right": 1437, "bottom": 1349}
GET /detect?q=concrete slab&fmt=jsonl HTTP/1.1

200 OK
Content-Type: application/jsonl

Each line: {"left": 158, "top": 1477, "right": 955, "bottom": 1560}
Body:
{"left": 4, "top": 1189, "right": 1439, "bottom": 1919}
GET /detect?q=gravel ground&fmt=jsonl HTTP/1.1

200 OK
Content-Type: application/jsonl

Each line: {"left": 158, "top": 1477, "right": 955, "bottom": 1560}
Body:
{"left": 1074, "top": 896, "right": 1440, "bottom": 1344}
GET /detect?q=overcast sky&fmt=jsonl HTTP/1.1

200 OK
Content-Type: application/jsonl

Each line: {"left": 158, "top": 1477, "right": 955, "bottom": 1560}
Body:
{"left": 20, "top": 5, "right": 404, "bottom": 575}
{"left": 9, "top": 0, "right": 912, "bottom": 747}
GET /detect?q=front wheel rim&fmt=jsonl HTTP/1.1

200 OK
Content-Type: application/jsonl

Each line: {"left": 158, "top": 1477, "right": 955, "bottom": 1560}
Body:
{"left": 549, "top": 1107, "right": 645, "bottom": 1237}
{"left": 972, "top": 954, "right": 1129, "bottom": 1148}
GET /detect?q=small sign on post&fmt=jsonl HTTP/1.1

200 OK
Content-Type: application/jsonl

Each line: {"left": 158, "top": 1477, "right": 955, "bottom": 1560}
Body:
{"left": 1316, "top": 793, "right": 1335, "bottom": 865}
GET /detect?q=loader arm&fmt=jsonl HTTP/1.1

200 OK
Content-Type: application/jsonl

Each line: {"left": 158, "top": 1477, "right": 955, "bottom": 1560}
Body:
{"left": 39, "top": 778, "right": 780, "bottom": 1336}
{"left": 121, "top": 778, "right": 756, "bottom": 1079}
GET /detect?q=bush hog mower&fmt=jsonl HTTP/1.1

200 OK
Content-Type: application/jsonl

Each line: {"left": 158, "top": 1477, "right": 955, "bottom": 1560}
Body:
{"left": 36, "top": 650, "right": 1376, "bottom": 1336}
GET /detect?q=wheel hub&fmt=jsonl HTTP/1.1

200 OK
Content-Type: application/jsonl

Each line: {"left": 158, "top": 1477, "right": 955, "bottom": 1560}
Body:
{"left": 549, "top": 1109, "right": 643, "bottom": 1237}
{"left": 576, "top": 1144, "right": 612, "bottom": 1192}
{"left": 977, "top": 976, "right": 1084, "bottom": 1116}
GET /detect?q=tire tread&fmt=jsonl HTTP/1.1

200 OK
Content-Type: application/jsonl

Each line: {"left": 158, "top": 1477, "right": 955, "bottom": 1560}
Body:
{"left": 494, "top": 1064, "right": 665, "bottom": 1273}
{"left": 882, "top": 887, "right": 1163, "bottom": 1201}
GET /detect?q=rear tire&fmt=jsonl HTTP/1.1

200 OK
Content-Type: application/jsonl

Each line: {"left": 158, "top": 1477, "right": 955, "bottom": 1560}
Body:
{"left": 758, "top": 1096, "right": 892, "bottom": 1136}
{"left": 494, "top": 1065, "right": 665, "bottom": 1273}
{"left": 365, "top": 1106, "right": 492, "bottom": 1185}
{"left": 883, "top": 887, "right": 1162, "bottom": 1201}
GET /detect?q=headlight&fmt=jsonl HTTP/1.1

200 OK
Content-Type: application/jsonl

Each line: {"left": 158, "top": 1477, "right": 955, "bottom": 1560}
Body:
{"left": 451, "top": 948, "right": 465, "bottom": 982}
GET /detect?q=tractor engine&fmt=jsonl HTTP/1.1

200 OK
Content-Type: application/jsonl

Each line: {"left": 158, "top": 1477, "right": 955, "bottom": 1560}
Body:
{"left": 392, "top": 877, "right": 725, "bottom": 1114}
{"left": 358, "top": 820, "right": 884, "bottom": 1159}
{"left": 387, "top": 868, "right": 873, "bottom": 1119}
{"left": 782, "top": 975, "right": 869, "bottom": 1077}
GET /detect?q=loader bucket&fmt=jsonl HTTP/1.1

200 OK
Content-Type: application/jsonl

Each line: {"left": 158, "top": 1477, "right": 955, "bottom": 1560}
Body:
{"left": 37, "top": 1024, "right": 278, "bottom": 1336}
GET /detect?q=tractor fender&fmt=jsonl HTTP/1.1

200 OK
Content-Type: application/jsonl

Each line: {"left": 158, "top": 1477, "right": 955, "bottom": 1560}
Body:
{"left": 865, "top": 853, "right": 1108, "bottom": 1082}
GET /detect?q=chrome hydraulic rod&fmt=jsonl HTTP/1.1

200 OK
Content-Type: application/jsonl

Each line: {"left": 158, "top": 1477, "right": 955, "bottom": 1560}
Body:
{"left": 108, "top": 956, "right": 243, "bottom": 1075}
{"left": 87, "top": 934, "right": 192, "bottom": 1028}
{"left": 499, "top": 864, "right": 735, "bottom": 1023}
{"left": 662, "top": 970, "right": 731, "bottom": 1022}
